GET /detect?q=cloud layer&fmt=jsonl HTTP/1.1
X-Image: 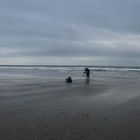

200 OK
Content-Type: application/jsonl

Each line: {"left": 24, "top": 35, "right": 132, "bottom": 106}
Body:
{"left": 0, "top": 0, "right": 140, "bottom": 65}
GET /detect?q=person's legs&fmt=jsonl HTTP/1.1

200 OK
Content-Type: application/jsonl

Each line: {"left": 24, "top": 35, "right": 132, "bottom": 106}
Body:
{"left": 86, "top": 74, "right": 90, "bottom": 81}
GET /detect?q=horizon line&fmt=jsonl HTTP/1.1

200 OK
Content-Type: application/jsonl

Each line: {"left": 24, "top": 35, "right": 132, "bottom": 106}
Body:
{"left": 0, "top": 64, "right": 139, "bottom": 68}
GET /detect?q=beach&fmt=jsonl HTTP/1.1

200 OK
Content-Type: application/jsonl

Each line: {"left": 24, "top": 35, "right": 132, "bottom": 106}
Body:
{"left": 0, "top": 66, "right": 140, "bottom": 140}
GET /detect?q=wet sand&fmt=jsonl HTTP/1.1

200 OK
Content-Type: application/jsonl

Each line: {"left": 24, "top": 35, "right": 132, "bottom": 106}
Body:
{"left": 0, "top": 76, "right": 140, "bottom": 140}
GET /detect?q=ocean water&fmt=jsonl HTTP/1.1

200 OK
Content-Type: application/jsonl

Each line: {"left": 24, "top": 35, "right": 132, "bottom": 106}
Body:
{"left": 0, "top": 65, "right": 139, "bottom": 81}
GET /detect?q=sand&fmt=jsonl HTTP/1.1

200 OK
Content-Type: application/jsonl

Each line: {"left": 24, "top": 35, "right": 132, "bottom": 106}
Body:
{"left": 0, "top": 75, "right": 140, "bottom": 140}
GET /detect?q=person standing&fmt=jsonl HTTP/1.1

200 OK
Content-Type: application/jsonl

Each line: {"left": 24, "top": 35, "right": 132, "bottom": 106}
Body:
{"left": 84, "top": 67, "right": 90, "bottom": 81}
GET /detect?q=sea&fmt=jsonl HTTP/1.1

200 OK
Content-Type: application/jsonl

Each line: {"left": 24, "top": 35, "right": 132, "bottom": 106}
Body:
{"left": 0, "top": 65, "right": 140, "bottom": 82}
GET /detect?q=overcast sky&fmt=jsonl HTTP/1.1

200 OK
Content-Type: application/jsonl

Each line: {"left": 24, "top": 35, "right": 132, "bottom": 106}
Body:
{"left": 0, "top": 0, "right": 140, "bottom": 66}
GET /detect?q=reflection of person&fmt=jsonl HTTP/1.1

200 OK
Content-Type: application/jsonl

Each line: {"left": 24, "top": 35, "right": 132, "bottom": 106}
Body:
{"left": 84, "top": 67, "right": 90, "bottom": 81}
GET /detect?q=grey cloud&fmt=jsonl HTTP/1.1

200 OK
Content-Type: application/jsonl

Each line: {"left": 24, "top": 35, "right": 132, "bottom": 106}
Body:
{"left": 1, "top": 0, "right": 140, "bottom": 33}
{"left": 0, "top": 0, "right": 140, "bottom": 65}
{"left": 1, "top": 38, "right": 140, "bottom": 60}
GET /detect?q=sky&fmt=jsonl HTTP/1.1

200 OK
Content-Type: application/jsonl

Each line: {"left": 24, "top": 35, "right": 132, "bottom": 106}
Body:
{"left": 0, "top": 0, "right": 140, "bottom": 66}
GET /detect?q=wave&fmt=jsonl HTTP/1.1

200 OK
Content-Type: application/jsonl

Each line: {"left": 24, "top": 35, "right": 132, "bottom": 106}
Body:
{"left": 0, "top": 65, "right": 140, "bottom": 73}
{"left": 92, "top": 67, "right": 140, "bottom": 72}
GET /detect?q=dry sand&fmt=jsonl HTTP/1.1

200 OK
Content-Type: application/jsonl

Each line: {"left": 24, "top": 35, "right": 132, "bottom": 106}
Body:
{"left": 0, "top": 76, "right": 140, "bottom": 140}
